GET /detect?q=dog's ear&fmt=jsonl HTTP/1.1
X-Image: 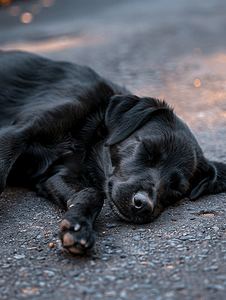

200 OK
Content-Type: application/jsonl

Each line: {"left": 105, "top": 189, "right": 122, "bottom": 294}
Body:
{"left": 189, "top": 160, "right": 226, "bottom": 200}
{"left": 105, "top": 95, "right": 169, "bottom": 146}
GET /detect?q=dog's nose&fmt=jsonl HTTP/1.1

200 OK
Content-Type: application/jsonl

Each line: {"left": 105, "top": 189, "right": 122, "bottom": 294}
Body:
{"left": 132, "top": 192, "right": 154, "bottom": 214}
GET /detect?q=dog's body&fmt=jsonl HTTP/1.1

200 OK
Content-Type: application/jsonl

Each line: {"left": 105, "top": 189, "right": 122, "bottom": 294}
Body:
{"left": 1, "top": 51, "right": 226, "bottom": 253}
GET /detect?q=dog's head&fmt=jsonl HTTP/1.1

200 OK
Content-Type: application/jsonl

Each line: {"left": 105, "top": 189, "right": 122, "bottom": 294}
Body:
{"left": 105, "top": 95, "right": 226, "bottom": 223}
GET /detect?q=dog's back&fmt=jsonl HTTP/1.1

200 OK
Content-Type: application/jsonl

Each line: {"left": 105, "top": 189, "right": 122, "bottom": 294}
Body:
{"left": 0, "top": 51, "right": 129, "bottom": 128}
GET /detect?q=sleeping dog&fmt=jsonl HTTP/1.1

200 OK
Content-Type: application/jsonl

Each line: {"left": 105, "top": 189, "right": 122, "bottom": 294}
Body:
{"left": 0, "top": 50, "right": 226, "bottom": 254}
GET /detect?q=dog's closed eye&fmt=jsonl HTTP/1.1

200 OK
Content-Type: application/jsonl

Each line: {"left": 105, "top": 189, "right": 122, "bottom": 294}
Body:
{"left": 141, "top": 141, "right": 163, "bottom": 166}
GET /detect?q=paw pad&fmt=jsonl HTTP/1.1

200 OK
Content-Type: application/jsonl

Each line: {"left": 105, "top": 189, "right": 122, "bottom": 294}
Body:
{"left": 63, "top": 232, "right": 74, "bottom": 247}
{"left": 59, "top": 215, "right": 95, "bottom": 254}
{"left": 60, "top": 219, "right": 70, "bottom": 232}
{"left": 68, "top": 246, "right": 85, "bottom": 254}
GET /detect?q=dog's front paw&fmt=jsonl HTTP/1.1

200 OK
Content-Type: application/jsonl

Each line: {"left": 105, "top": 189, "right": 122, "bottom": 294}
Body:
{"left": 59, "top": 214, "right": 95, "bottom": 254}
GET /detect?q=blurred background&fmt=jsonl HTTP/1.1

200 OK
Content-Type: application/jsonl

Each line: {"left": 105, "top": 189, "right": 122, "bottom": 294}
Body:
{"left": 1, "top": 0, "right": 226, "bottom": 139}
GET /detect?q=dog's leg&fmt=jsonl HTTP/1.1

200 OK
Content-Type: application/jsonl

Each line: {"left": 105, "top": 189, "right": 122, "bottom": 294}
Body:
{"left": 0, "top": 127, "right": 24, "bottom": 194}
{"left": 37, "top": 172, "right": 104, "bottom": 254}
{"left": 60, "top": 188, "right": 104, "bottom": 254}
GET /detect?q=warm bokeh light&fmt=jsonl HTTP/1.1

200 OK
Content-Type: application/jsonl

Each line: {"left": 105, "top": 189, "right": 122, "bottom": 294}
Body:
{"left": 198, "top": 112, "right": 205, "bottom": 118}
{"left": 8, "top": 5, "right": 20, "bottom": 16}
{"left": 0, "top": 0, "right": 11, "bottom": 6}
{"left": 20, "top": 12, "right": 33, "bottom": 24}
{"left": 40, "top": 0, "right": 55, "bottom": 7}
{"left": 1, "top": 37, "right": 85, "bottom": 52}
{"left": 31, "top": 4, "right": 41, "bottom": 14}
{"left": 193, "top": 48, "right": 201, "bottom": 57}
{"left": 218, "top": 54, "right": 226, "bottom": 63}
{"left": 126, "top": 52, "right": 226, "bottom": 131}
{"left": 194, "top": 79, "right": 201, "bottom": 87}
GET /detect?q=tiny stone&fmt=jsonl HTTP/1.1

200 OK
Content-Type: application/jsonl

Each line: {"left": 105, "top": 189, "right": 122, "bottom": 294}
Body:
{"left": 43, "top": 270, "right": 55, "bottom": 276}
{"left": 68, "top": 271, "right": 80, "bottom": 277}
{"left": 174, "top": 283, "right": 186, "bottom": 290}
{"left": 39, "top": 282, "right": 46, "bottom": 287}
{"left": 106, "top": 223, "right": 117, "bottom": 228}
{"left": 205, "top": 284, "right": 225, "bottom": 291}
{"left": 101, "top": 257, "right": 110, "bottom": 261}
{"left": 14, "top": 254, "right": 26, "bottom": 259}
{"left": 209, "top": 265, "right": 219, "bottom": 271}
{"left": 116, "top": 249, "right": 123, "bottom": 254}
{"left": 1, "top": 264, "right": 11, "bottom": 269}
{"left": 60, "top": 280, "right": 70, "bottom": 287}
{"left": 120, "top": 290, "right": 127, "bottom": 298}
{"left": 212, "top": 226, "right": 219, "bottom": 231}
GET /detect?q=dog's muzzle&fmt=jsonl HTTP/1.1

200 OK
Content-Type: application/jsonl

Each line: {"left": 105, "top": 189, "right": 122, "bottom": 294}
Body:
{"left": 131, "top": 191, "right": 154, "bottom": 216}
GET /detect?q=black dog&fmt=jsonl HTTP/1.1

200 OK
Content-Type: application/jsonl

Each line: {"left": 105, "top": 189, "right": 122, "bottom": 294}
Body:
{"left": 0, "top": 51, "right": 226, "bottom": 254}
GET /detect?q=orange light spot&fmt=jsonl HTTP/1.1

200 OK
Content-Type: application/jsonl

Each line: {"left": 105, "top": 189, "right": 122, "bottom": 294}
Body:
{"left": 219, "top": 54, "right": 226, "bottom": 63}
{"left": 49, "top": 242, "right": 54, "bottom": 248}
{"left": 166, "top": 265, "right": 174, "bottom": 269}
{"left": 8, "top": 5, "right": 20, "bottom": 16}
{"left": 102, "top": 232, "right": 105, "bottom": 234}
{"left": 31, "top": 4, "right": 41, "bottom": 14}
{"left": 194, "top": 79, "right": 201, "bottom": 87}
{"left": 193, "top": 48, "right": 201, "bottom": 57}
{"left": 0, "top": 0, "right": 11, "bottom": 6}
{"left": 20, "top": 12, "right": 33, "bottom": 24}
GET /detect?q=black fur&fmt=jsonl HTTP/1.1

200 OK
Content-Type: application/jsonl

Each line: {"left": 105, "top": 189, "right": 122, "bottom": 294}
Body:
{"left": 1, "top": 50, "right": 226, "bottom": 254}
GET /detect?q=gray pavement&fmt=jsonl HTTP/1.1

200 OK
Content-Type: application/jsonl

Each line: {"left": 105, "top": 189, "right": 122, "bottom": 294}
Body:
{"left": 1, "top": 0, "right": 226, "bottom": 299}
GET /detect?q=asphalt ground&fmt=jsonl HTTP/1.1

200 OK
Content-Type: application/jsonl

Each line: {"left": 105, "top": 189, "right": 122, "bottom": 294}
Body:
{"left": 1, "top": 0, "right": 226, "bottom": 299}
